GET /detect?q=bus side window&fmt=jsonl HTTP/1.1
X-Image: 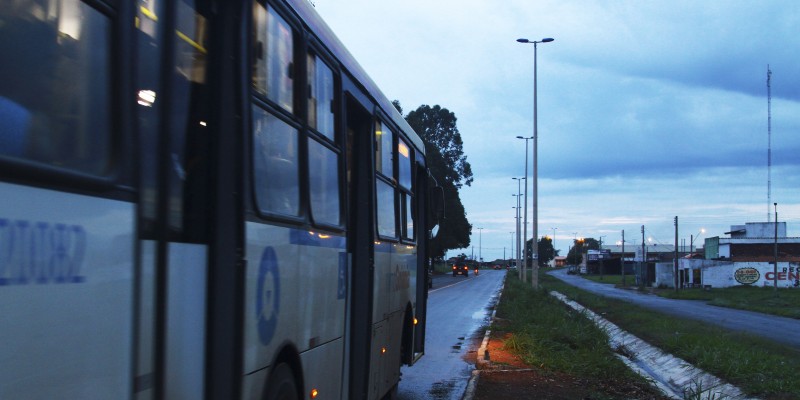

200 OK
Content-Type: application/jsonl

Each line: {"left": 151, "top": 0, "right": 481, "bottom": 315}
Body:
{"left": 398, "top": 138, "right": 414, "bottom": 241}
{"left": 253, "top": 2, "right": 294, "bottom": 114}
{"left": 0, "top": 0, "right": 111, "bottom": 176}
{"left": 253, "top": 107, "right": 300, "bottom": 217}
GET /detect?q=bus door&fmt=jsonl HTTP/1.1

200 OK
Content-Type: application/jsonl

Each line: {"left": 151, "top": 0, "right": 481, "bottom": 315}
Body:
{"left": 134, "top": 1, "right": 244, "bottom": 399}
{"left": 344, "top": 94, "right": 376, "bottom": 399}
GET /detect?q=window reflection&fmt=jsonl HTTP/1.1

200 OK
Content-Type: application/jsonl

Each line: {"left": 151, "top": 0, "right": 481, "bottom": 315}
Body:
{"left": 375, "top": 120, "right": 393, "bottom": 178}
{"left": 0, "top": 0, "right": 110, "bottom": 175}
{"left": 252, "top": 3, "right": 294, "bottom": 112}
{"left": 376, "top": 180, "right": 396, "bottom": 238}
{"left": 309, "top": 139, "right": 340, "bottom": 226}
{"left": 253, "top": 107, "right": 300, "bottom": 216}
{"left": 308, "top": 53, "right": 335, "bottom": 140}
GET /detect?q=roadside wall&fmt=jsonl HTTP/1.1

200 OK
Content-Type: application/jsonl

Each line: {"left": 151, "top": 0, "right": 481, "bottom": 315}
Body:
{"left": 656, "top": 260, "right": 800, "bottom": 288}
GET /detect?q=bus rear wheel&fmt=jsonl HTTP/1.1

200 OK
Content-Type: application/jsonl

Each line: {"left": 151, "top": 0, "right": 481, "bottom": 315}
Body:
{"left": 265, "top": 363, "right": 298, "bottom": 400}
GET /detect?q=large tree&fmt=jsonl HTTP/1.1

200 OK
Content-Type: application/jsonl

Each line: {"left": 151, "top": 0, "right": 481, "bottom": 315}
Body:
{"left": 402, "top": 103, "right": 473, "bottom": 258}
{"left": 405, "top": 105, "right": 473, "bottom": 189}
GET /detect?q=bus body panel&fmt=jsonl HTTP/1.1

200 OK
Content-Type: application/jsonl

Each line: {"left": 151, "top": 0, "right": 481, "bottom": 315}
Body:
{"left": 0, "top": 183, "right": 134, "bottom": 399}
{"left": 242, "top": 222, "right": 347, "bottom": 375}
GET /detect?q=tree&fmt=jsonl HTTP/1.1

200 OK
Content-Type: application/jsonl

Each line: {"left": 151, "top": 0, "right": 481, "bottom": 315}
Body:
{"left": 536, "top": 236, "right": 558, "bottom": 267}
{"left": 405, "top": 105, "right": 473, "bottom": 189}
{"left": 401, "top": 103, "right": 473, "bottom": 258}
{"left": 566, "top": 237, "right": 600, "bottom": 265}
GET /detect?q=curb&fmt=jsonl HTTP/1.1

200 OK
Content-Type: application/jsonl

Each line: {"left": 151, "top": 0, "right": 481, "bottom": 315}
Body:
{"left": 462, "top": 274, "right": 505, "bottom": 400}
{"left": 549, "top": 291, "right": 754, "bottom": 400}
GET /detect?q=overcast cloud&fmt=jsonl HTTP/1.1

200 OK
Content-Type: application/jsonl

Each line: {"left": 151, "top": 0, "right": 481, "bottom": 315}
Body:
{"left": 314, "top": 0, "right": 800, "bottom": 260}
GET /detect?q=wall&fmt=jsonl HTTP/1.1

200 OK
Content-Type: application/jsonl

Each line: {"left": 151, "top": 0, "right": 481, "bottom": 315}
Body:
{"left": 703, "top": 262, "right": 799, "bottom": 288}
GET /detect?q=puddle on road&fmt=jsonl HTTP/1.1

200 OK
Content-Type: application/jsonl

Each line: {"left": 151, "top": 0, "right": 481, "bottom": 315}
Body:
{"left": 428, "top": 379, "right": 458, "bottom": 399}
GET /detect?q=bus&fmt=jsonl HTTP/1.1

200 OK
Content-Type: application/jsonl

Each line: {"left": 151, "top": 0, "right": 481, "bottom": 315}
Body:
{"left": 0, "top": 1, "right": 442, "bottom": 399}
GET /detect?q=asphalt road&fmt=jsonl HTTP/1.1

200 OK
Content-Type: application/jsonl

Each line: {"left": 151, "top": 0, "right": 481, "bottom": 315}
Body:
{"left": 548, "top": 268, "right": 800, "bottom": 349}
{"left": 397, "top": 269, "right": 505, "bottom": 400}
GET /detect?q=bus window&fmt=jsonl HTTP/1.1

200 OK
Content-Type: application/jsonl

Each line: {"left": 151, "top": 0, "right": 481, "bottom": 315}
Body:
{"left": 0, "top": 0, "right": 111, "bottom": 176}
{"left": 253, "top": 2, "right": 294, "bottom": 113}
{"left": 253, "top": 106, "right": 300, "bottom": 217}
{"left": 375, "top": 120, "right": 393, "bottom": 178}
{"left": 398, "top": 138, "right": 412, "bottom": 190}
{"left": 308, "top": 139, "right": 341, "bottom": 226}
{"left": 307, "top": 53, "right": 335, "bottom": 141}
{"left": 402, "top": 193, "right": 414, "bottom": 241}
{"left": 376, "top": 179, "right": 396, "bottom": 238}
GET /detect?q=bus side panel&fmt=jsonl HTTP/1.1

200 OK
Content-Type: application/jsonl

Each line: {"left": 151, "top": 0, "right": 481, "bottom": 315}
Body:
{"left": 0, "top": 183, "right": 134, "bottom": 399}
{"left": 242, "top": 223, "right": 346, "bottom": 393}
{"left": 370, "top": 243, "right": 415, "bottom": 398}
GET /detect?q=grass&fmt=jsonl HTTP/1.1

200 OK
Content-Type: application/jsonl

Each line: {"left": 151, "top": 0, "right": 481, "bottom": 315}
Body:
{"left": 655, "top": 284, "right": 800, "bottom": 319}
{"left": 494, "top": 275, "right": 653, "bottom": 386}
{"left": 538, "top": 272, "right": 800, "bottom": 399}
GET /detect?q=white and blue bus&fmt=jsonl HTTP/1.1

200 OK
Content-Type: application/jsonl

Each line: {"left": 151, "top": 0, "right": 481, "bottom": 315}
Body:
{"left": 0, "top": 1, "right": 442, "bottom": 399}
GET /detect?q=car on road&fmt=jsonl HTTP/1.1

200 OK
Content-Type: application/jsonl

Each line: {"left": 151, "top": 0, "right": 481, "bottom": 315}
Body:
{"left": 567, "top": 265, "right": 578, "bottom": 275}
{"left": 452, "top": 262, "right": 470, "bottom": 277}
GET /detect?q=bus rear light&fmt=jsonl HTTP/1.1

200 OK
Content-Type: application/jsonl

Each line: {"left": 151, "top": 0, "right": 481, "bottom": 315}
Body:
{"left": 381, "top": 347, "right": 387, "bottom": 354}
{"left": 310, "top": 388, "right": 319, "bottom": 398}
{"left": 413, "top": 317, "right": 418, "bottom": 325}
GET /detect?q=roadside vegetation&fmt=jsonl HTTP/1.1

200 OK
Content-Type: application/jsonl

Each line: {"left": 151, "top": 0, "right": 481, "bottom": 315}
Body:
{"left": 540, "top": 272, "right": 800, "bottom": 399}
{"left": 581, "top": 273, "right": 800, "bottom": 319}
{"left": 494, "top": 274, "right": 665, "bottom": 398}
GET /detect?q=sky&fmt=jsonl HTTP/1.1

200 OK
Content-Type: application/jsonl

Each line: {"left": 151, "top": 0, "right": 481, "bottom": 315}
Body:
{"left": 313, "top": 0, "right": 800, "bottom": 261}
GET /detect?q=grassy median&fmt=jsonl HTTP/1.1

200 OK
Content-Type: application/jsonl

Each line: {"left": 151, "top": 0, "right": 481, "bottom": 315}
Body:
{"left": 493, "top": 274, "right": 660, "bottom": 396}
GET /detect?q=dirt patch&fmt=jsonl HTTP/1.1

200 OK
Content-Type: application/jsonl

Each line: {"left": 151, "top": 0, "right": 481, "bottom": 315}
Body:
{"left": 472, "top": 327, "right": 671, "bottom": 400}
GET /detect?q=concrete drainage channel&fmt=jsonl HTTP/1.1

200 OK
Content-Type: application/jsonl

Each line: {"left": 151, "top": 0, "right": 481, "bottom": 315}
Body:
{"left": 463, "top": 289, "right": 756, "bottom": 400}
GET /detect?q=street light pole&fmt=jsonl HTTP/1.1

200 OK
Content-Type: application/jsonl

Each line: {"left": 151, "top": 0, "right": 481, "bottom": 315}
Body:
{"left": 477, "top": 227, "right": 484, "bottom": 266}
{"left": 517, "top": 37, "right": 554, "bottom": 289}
{"left": 516, "top": 136, "right": 532, "bottom": 283}
{"left": 513, "top": 177, "right": 524, "bottom": 280}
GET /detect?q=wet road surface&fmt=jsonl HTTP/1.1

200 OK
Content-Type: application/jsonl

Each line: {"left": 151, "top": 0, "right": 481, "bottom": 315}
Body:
{"left": 397, "top": 270, "right": 505, "bottom": 400}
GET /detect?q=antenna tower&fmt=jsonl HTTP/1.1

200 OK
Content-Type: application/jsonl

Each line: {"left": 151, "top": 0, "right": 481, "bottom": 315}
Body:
{"left": 767, "top": 65, "right": 772, "bottom": 222}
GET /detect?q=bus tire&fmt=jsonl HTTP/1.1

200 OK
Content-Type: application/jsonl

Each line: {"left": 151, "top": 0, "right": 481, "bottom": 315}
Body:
{"left": 265, "top": 363, "right": 298, "bottom": 400}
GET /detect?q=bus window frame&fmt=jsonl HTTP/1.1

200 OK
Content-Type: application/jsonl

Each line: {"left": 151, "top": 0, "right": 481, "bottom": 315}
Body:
{"left": 373, "top": 113, "right": 401, "bottom": 242}
{"left": 249, "top": 2, "right": 348, "bottom": 234}
{"left": 304, "top": 39, "right": 344, "bottom": 232}
{"left": 0, "top": 0, "right": 132, "bottom": 200}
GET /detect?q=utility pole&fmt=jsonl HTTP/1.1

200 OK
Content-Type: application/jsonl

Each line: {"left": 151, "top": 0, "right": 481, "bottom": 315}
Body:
{"left": 774, "top": 203, "right": 778, "bottom": 293}
{"left": 641, "top": 225, "right": 646, "bottom": 289}
{"left": 621, "top": 230, "right": 626, "bottom": 286}
{"left": 674, "top": 216, "right": 679, "bottom": 292}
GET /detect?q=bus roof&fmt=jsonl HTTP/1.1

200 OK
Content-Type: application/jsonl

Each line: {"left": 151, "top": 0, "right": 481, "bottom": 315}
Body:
{"left": 286, "top": 0, "right": 426, "bottom": 156}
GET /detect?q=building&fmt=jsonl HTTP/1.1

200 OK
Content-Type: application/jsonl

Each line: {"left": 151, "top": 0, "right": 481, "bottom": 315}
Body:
{"left": 654, "top": 222, "right": 800, "bottom": 289}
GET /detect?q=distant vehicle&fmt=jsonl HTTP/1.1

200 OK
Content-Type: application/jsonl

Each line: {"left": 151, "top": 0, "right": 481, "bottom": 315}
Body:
{"left": 452, "top": 262, "right": 470, "bottom": 277}
{"left": 567, "top": 265, "right": 579, "bottom": 275}
{"left": 493, "top": 265, "right": 502, "bottom": 270}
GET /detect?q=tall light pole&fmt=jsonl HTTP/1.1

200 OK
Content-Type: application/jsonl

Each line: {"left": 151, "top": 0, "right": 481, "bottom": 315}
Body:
{"left": 477, "top": 227, "right": 484, "bottom": 266}
{"left": 551, "top": 227, "right": 558, "bottom": 258}
{"left": 516, "top": 135, "right": 533, "bottom": 282}
{"left": 517, "top": 37, "right": 554, "bottom": 289}
{"left": 509, "top": 232, "right": 515, "bottom": 265}
{"left": 513, "top": 177, "right": 524, "bottom": 280}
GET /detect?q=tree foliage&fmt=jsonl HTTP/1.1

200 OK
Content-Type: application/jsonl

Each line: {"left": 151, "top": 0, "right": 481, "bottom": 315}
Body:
{"left": 405, "top": 105, "right": 473, "bottom": 189}
{"left": 536, "top": 236, "right": 558, "bottom": 267}
{"left": 401, "top": 103, "right": 473, "bottom": 258}
{"left": 566, "top": 237, "right": 600, "bottom": 265}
